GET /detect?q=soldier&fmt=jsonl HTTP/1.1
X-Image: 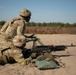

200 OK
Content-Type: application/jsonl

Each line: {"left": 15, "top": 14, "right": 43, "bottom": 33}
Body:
{"left": 0, "top": 8, "right": 60, "bottom": 69}
{"left": 0, "top": 8, "right": 32, "bottom": 66}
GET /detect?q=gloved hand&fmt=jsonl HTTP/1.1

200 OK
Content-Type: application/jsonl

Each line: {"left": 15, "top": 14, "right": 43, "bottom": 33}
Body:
{"left": 17, "top": 57, "right": 32, "bottom": 66}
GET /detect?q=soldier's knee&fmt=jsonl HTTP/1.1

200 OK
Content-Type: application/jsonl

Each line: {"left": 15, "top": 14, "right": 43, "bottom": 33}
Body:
{"left": 0, "top": 55, "right": 7, "bottom": 65}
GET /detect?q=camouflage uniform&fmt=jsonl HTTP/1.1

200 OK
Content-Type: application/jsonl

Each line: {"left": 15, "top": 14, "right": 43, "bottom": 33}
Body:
{"left": 0, "top": 8, "right": 31, "bottom": 66}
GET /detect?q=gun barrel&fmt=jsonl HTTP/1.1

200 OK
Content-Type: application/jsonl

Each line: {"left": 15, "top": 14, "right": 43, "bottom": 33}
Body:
{"left": 65, "top": 43, "right": 76, "bottom": 47}
{"left": 48, "top": 43, "right": 76, "bottom": 52}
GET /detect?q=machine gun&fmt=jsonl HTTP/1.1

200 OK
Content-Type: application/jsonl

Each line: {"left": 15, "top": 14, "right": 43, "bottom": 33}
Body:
{"left": 24, "top": 34, "right": 76, "bottom": 56}
{"left": 31, "top": 44, "right": 76, "bottom": 55}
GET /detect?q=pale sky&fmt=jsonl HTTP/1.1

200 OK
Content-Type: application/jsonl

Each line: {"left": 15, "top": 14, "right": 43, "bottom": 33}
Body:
{"left": 0, "top": 0, "right": 76, "bottom": 24}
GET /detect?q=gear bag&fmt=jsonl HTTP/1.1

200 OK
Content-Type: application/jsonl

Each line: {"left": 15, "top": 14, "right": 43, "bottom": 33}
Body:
{"left": 35, "top": 54, "right": 60, "bottom": 70}
{"left": 35, "top": 59, "right": 60, "bottom": 70}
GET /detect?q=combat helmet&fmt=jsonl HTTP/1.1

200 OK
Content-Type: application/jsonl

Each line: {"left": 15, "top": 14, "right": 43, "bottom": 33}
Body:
{"left": 13, "top": 35, "right": 26, "bottom": 47}
{"left": 19, "top": 8, "right": 31, "bottom": 17}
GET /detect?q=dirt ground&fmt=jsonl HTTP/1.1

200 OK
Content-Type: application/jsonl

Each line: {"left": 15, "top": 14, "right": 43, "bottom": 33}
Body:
{"left": 0, "top": 34, "right": 76, "bottom": 75}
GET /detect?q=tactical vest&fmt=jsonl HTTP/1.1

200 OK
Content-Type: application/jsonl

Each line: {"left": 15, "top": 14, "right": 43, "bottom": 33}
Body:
{"left": 5, "top": 18, "right": 23, "bottom": 38}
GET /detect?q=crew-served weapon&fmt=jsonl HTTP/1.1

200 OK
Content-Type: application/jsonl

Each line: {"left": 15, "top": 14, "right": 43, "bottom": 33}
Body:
{"left": 24, "top": 34, "right": 76, "bottom": 56}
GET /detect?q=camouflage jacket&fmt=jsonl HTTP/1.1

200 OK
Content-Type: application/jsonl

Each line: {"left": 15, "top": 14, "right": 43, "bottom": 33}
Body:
{"left": 0, "top": 17, "right": 26, "bottom": 54}
{"left": 0, "top": 17, "right": 26, "bottom": 39}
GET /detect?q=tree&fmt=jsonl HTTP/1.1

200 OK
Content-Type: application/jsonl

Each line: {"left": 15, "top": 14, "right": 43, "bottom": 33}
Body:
{"left": 0, "top": 20, "right": 6, "bottom": 26}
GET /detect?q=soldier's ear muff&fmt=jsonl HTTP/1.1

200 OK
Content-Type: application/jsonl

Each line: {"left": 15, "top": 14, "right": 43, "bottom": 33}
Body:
{"left": 20, "top": 15, "right": 31, "bottom": 21}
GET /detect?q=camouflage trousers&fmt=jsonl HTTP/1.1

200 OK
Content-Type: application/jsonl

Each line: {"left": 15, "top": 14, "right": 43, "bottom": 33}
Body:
{"left": 0, "top": 48, "right": 32, "bottom": 66}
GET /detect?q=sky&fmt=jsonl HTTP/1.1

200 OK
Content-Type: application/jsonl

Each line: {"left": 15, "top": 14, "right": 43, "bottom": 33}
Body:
{"left": 0, "top": 0, "right": 76, "bottom": 24}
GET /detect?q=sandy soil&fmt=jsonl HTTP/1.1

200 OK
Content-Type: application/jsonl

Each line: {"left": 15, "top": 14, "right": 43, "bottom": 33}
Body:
{"left": 0, "top": 34, "right": 76, "bottom": 75}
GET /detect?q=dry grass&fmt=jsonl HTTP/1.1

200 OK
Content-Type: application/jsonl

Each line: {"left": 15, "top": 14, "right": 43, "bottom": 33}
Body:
{"left": 0, "top": 25, "right": 76, "bottom": 34}
{"left": 25, "top": 26, "right": 76, "bottom": 34}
